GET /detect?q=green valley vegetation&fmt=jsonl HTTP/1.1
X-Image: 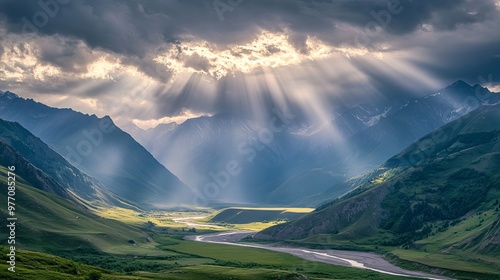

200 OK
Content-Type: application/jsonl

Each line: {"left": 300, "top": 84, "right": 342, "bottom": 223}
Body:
{"left": 0, "top": 244, "right": 418, "bottom": 280}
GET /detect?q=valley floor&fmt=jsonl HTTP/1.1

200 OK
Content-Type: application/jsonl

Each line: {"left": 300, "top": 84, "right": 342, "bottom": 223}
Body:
{"left": 186, "top": 230, "right": 452, "bottom": 280}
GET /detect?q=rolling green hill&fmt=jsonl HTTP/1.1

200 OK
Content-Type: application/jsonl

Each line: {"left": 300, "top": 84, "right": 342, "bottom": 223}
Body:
{"left": 210, "top": 207, "right": 312, "bottom": 224}
{"left": 0, "top": 165, "right": 152, "bottom": 255}
{"left": 0, "top": 246, "right": 144, "bottom": 280}
{"left": 255, "top": 104, "right": 500, "bottom": 277}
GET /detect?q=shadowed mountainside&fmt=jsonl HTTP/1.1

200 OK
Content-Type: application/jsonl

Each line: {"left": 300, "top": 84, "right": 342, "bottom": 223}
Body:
{"left": 0, "top": 93, "right": 190, "bottom": 208}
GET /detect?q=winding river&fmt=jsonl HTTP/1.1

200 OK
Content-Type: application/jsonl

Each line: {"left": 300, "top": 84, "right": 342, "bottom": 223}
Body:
{"left": 185, "top": 230, "right": 453, "bottom": 280}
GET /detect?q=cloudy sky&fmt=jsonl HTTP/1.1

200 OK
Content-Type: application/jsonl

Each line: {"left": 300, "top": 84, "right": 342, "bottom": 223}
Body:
{"left": 0, "top": 0, "right": 499, "bottom": 128}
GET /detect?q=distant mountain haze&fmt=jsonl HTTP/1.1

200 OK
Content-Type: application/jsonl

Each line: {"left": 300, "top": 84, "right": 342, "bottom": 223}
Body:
{"left": 127, "top": 81, "right": 500, "bottom": 206}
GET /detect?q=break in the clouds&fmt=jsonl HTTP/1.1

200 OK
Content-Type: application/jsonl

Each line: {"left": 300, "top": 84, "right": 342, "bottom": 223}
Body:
{"left": 0, "top": 0, "right": 499, "bottom": 127}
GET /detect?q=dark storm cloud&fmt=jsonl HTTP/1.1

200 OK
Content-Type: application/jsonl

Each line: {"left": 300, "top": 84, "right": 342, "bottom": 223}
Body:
{"left": 377, "top": 0, "right": 496, "bottom": 34}
{"left": 411, "top": 39, "right": 500, "bottom": 86}
{"left": 1, "top": 0, "right": 497, "bottom": 55}
{"left": 0, "top": 0, "right": 163, "bottom": 56}
{"left": 38, "top": 38, "right": 97, "bottom": 73}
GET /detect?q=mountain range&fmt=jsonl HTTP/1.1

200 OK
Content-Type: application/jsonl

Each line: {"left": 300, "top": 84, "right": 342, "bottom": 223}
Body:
{"left": 0, "top": 81, "right": 499, "bottom": 278}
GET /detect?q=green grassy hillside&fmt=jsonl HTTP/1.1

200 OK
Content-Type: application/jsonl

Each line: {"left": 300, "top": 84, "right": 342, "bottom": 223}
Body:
{"left": 0, "top": 246, "right": 144, "bottom": 280}
{"left": 210, "top": 207, "right": 312, "bottom": 224}
{"left": 0, "top": 166, "right": 152, "bottom": 255}
{"left": 255, "top": 104, "right": 500, "bottom": 278}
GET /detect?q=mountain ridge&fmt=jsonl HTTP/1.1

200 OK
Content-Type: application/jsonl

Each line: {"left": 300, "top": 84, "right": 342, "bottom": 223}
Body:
{"left": 0, "top": 92, "right": 190, "bottom": 208}
{"left": 0, "top": 139, "right": 70, "bottom": 200}
{"left": 0, "top": 118, "right": 115, "bottom": 205}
